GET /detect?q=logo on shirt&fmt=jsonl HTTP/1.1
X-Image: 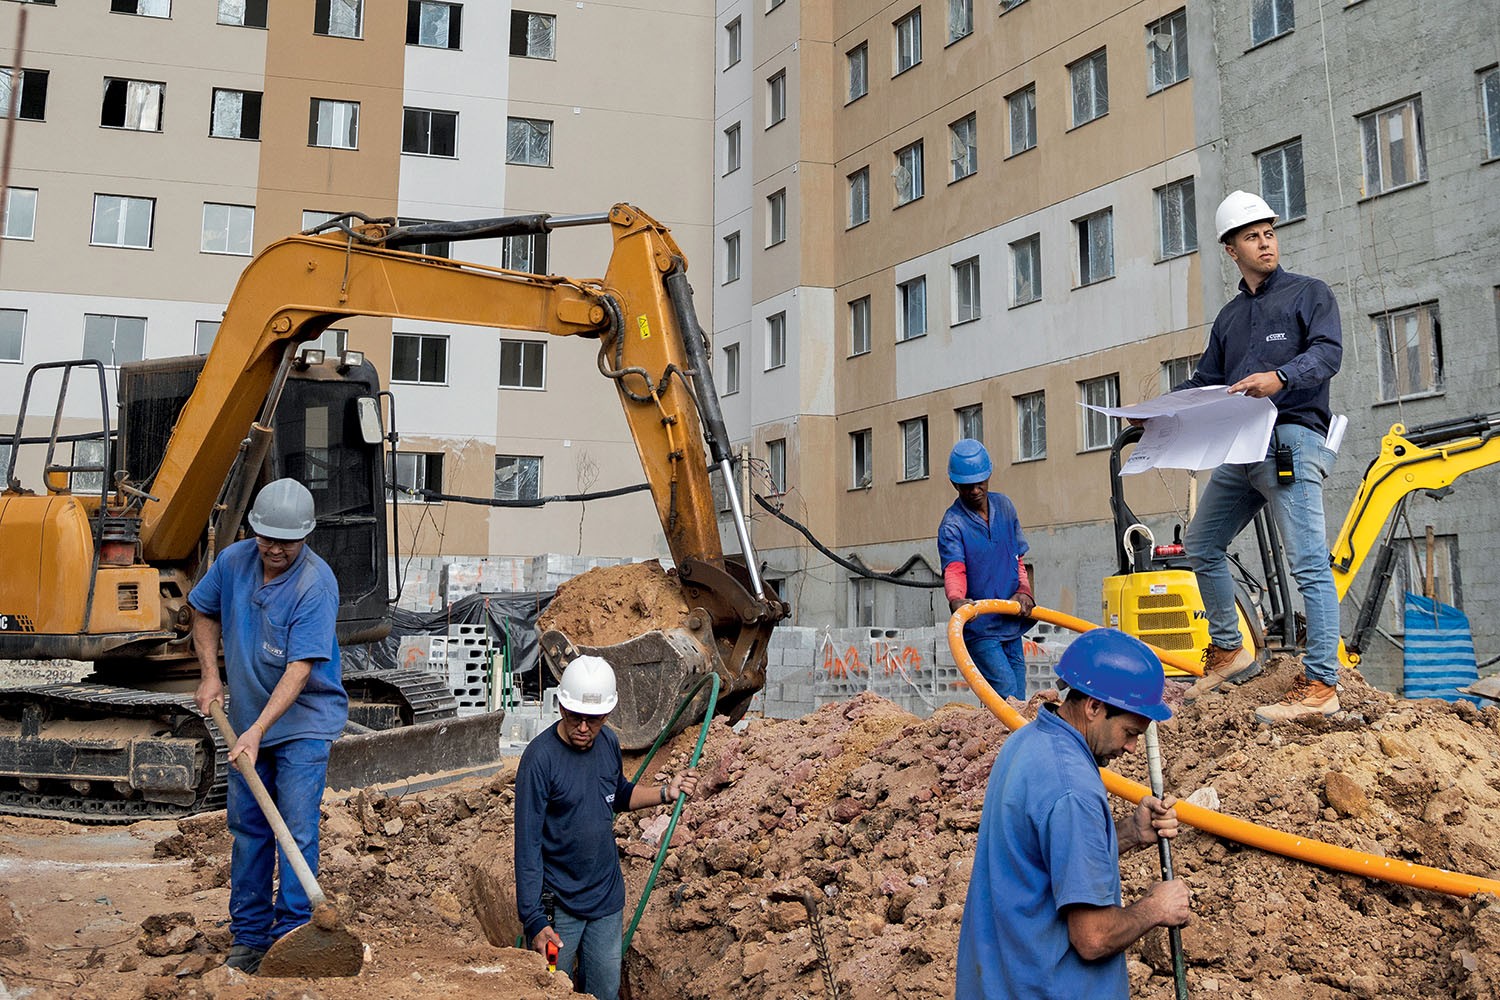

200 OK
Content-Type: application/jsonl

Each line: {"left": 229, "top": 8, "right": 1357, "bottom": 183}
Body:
{"left": 604, "top": 793, "right": 616, "bottom": 806}
{"left": 263, "top": 641, "right": 286, "bottom": 657}
{"left": 1266, "top": 332, "right": 1288, "bottom": 342}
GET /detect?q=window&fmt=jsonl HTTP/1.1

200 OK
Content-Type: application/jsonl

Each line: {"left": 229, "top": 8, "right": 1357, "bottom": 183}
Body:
{"left": 767, "top": 439, "right": 787, "bottom": 494}
{"left": 110, "top": 0, "right": 169, "bottom": 15}
{"left": 201, "top": 203, "right": 254, "bottom": 255}
{"left": 506, "top": 117, "right": 552, "bottom": 166}
{"left": 1250, "top": 0, "right": 1293, "bottom": 47}
{"left": 502, "top": 232, "right": 547, "bottom": 273}
{"left": 950, "top": 113, "right": 977, "bottom": 181}
{"left": 898, "top": 276, "right": 927, "bottom": 341}
{"left": 1000, "top": 0, "right": 1027, "bottom": 10}
{"left": 194, "top": 320, "right": 219, "bottom": 355}
{"left": 848, "top": 168, "right": 869, "bottom": 227}
{"left": 403, "top": 107, "right": 457, "bottom": 157}
{"left": 72, "top": 438, "right": 108, "bottom": 494}
{"left": 83, "top": 314, "right": 146, "bottom": 367}
{"left": 2, "top": 187, "right": 36, "bottom": 240}
{"left": 1374, "top": 303, "right": 1442, "bottom": 400}
{"left": 851, "top": 577, "right": 875, "bottom": 627}
{"left": 1392, "top": 533, "right": 1462, "bottom": 621}
{"left": 1011, "top": 233, "right": 1041, "bottom": 305}
{"left": 1483, "top": 68, "right": 1500, "bottom": 160}
{"left": 0, "top": 443, "right": 10, "bottom": 484}
{"left": 768, "top": 70, "right": 787, "bottom": 127}
{"left": 766, "top": 312, "right": 787, "bottom": 370}
{"left": 218, "top": 1, "right": 267, "bottom": 28}
{"left": 767, "top": 189, "right": 787, "bottom": 246}
{"left": 1258, "top": 138, "right": 1306, "bottom": 222}
{"left": 211, "top": 88, "right": 262, "bottom": 140}
{"left": 390, "top": 452, "right": 443, "bottom": 501}
{"left": 308, "top": 327, "right": 347, "bottom": 356}
{"left": 303, "top": 210, "right": 340, "bottom": 231}
{"left": 1075, "top": 208, "right": 1114, "bottom": 286}
{"left": 314, "top": 0, "right": 363, "bottom": 39}
{"left": 408, "top": 2, "right": 461, "bottom": 49}
{"left": 723, "top": 231, "right": 740, "bottom": 283}
{"left": 847, "top": 42, "right": 868, "bottom": 102}
{"left": 1007, "top": 84, "right": 1036, "bottom": 155}
{"left": 948, "top": 0, "right": 973, "bottom": 43}
{"left": 851, "top": 429, "right": 873, "bottom": 488}
{"left": 1016, "top": 392, "right": 1046, "bottom": 460}
{"left": 953, "top": 257, "right": 981, "bottom": 324}
{"left": 0, "top": 308, "right": 25, "bottom": 362}
{"left": 0, "top": 68, "right": 48, "bottom": 121}
{"left": 1068, "top": 49, "right": 1108, "bottom": 127}
{"left": 91, "top": 195, "right": 154, "bottom": 249}
{"left": 849, "top": 296, "right": 871, "bottom": 356}
{"left": 309, "top": 98, "right": 359, "bottom": 149}
{"left": 895, "top": 141, "right": 924, "bottom": 205}
{"left": 494, "top": 455, "right": 541, "bottom": 502}
{"left": 396, "top": 217, "right": 452, "bottom": 258}
{"left": 101, "top": 78, "right": 163, "bottom": 131}
{"left": 391, "top": 333, "right": 448, "bottom": 384}
{"left": 725, "top": 18, "right": 741, "bottom": 68}
{"left": 499, "top": 339, "right": 546, "bottom": 389}
{"left": 724, "top": 122, "right": 741, "bottom": 174}
{"left": 1360, "top": 97, "right": 1427, "bottom": 196}
{"left": 956, "top": 404, "right": 983, "bottom": 443}
{"left": 1155, "top": 177, "right": 1197, "bottom": 259}
{"left": 900, "top": 417, "right": 928, "bottom": 481}
{"left": 894, "top": 9, "right": 922, "bottom": 75}
{"left": 510, "top": 10, "right": 555, "bottom": 58}
{"left": 1161, "top": 354, "right": 1201, "bottom": 391}
{"left": 1147, "top": 9, "right": 1188, "bottom": 93}
{"left": 1080, "top": 375, "right": 1120, "bottom": 450}
{"left": 723, "top": 342, "right": 740, "bottom": 394}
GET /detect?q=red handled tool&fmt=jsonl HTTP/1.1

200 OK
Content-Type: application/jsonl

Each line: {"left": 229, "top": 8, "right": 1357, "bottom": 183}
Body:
{"left": 546, "top": 939, "right": 558, "bottom": 973}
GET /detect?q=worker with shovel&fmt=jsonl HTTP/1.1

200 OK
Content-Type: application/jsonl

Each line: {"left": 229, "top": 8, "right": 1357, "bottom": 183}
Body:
{"left": 955, "top": 629, "right": 1191, "bottom": 998}
{"left": 190, "top": 479, "right": 348, "bottom": 976}
{"left": 515, "top": 656, "right": 698, "bottom": 1000}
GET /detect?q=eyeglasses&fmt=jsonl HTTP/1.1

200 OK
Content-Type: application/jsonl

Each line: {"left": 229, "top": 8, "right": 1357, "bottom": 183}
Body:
{"left": 255, "top": 537, "right": 303, "bottom": 553}
{"left": 560, "top": 708, "right": 609, "bottom": 729}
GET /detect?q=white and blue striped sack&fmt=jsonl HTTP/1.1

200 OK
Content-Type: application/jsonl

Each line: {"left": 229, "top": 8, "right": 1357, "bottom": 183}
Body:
{"left": 1402, "top": 592, "right": 1482, "bottom": 704}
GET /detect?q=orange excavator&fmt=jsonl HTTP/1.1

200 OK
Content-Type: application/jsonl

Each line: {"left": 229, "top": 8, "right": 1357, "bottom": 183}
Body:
{"left": 0, "top": 204, "right": 786, "bottom": 820}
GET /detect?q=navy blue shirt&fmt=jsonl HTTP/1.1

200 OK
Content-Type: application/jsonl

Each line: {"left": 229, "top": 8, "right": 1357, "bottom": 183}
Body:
{"left": 937, "top": 492, "right": 1031, "bottom": 643}
{"left": 1175, "top": 266, "right": 1342, "bottom": 437}
{"left": 188, "top": 538, "right": 346, "bottom": 745}
{"left": 955, "top": 706, "right": 1126, "bottom": 999}
{"left": 514, "top": 723, "right": 637, "bottom": 941}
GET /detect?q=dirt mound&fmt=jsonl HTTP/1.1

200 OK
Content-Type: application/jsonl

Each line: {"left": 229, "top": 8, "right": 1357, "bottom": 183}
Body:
{"left": 537, "top": 560, "right": 692, "bottom": 646}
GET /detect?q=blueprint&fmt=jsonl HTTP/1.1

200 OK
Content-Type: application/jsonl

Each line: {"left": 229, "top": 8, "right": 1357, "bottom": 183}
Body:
{"left": 1083, "top": 385, "right": 1277, "bottom": 475}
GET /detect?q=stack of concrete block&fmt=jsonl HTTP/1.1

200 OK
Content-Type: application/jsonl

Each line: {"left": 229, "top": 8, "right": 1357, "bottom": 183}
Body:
{"left": 394, "top": 634, "right": 450, "bottom": 673}
{"left": 392, "top": 556, "right": 445, "bottom": 612}
{"left": 752, "top": 626, "right": 819, "bottom": 719}
{"left": 530, "top": 553, "right": 631, "bottom": 591}
{"left": 1022, "top": 621, "right": 1076, "bottom": 699}
{"left": 445, "top": 622, "right": 492, "bottom": 716}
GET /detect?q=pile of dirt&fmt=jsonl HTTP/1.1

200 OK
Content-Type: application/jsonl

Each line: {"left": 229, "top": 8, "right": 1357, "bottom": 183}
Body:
{"left": 537, "top": 560, "right": 692, "bottom": 646}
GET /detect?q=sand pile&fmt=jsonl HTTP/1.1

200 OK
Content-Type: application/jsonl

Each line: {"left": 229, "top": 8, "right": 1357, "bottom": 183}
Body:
{"left": 537, "top": 561, "right": 692, "bottom": 647}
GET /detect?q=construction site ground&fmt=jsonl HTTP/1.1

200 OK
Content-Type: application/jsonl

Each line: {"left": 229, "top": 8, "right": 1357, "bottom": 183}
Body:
{"left": 4, "top": 657, "right": 1500, "bottom": 1000}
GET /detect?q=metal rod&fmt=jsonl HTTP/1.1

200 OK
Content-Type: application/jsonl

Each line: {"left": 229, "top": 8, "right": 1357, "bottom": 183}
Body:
{"left": 1145, "top": 722, "right": 1189, "bottom": 1000}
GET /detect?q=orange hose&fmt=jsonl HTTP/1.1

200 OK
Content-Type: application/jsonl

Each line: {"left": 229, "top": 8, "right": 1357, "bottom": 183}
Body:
{"left": 950, "top": 600, "right": 1500, "bottom": 898}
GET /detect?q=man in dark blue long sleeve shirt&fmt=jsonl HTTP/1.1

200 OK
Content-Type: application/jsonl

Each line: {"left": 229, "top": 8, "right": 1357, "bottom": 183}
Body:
{"left": 1173, "top": 191, "right": 1344, "bottom": 723}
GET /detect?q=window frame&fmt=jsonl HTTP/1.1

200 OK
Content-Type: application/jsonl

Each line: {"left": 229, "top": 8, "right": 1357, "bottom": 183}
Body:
{"left": 498, "top": 338, "right": 547, "bottom": 390}
{"left": 765, "top": 312, "right": 787, "bottom": 371}
{"left": 1482, "top": 66, "right": 1500, "bottom": 161}
{"left": 725, "top": 17, "right": 742, "bottom": 69}
{"left": 402, "top": 106, "right": 459, "bottom": 157}
{"left": 501, "top": 232, "right": 548, "bottom": 274}
{"left": 494, "top": 454, "right": 542, "bottom": 503}
{"left": 1080, "top": 375, "right": 1121, "bottom": 452}
{"left": 1359, "top": 96, "right": 1427, "bottom": 198}
{"left": 2, "top": 186, "right": 37, "bottom": 240}
{"left": 850, "top": 429, "right": 873, "bottom": 489}
{"left": 723, "top": 342, "right": 740, "bottom": 395}
{"left": 949, "top": 112, "right": 977, "bottom": 182}
{"left": 894, "top": 9, "right": 923, "bottom": 76}
{"left": 200, "top": 202, "right": 255, "bottom": 256}
{"left": 218, "top": 0, "right": 268, "bottom": 28}
{"left": 899, "top": 416, "right": 929, "bottom": 482}
{"left": 767, "top": 70, "right": 787, "bottom": 128}
{"left": 90, "top": 194, "right": 155, "bottom": 249}
{"left": 723, "top": 231, "right": 741, "bottom": 283}
{"left": 1146, "top": 9, "right": 1189, "bottom": 94}
{"left": 849, "top": 296, "right": 872, "bottom": 357}
{"left": 210, "top": 87, "right": 262, "bottom": 141}
{"left": 0, "top": 68, "right": 49, "bottom": 121}
{"left": 309, "top": 97, "right": 360, "bottom": 149}
{"left": 1015, "top": 391, "right": 1046, "bottom": 461}
{"left": 391, "top": 332, "right": 450, "bottom": 385}
{"left": 1155, "top": 177, "right": 1197, "bottom": 260}
{"left": 847, "top": 42, "right": 869, "bottom": 103}
{"left": 1249, "top": 0, "right": 1294, "bottom": 49}
{"left": 100, "top": 77, "right": 164, "bottom": 132}
{"left": 895, "top": 140, "right": 925, "bottom": 206}
{"left": 952, "top": 256, "right": 981, "bottom": 325}
{"left": 506, "top": 116, "right": 553, "bottom": 167}
{"left": 1010, "top": 233, "right": 1042, "bottom": 306}
{"left": 82, "top": 313, "right": 147, "bottom": 368}
{"left": 1075, "top": 208, "right": 1115, "bottom": 287}
{"left": 766, "top": 438, "right": 787, "bottom": 495}
{"left": 1007, "top": 83, "right": 1037, "bottom": 156}
{"left": 1068, "top": 49, "right": 1109, "bottom": 128}
{"left": 194, "top": 319, "right": 220, "bottom": 355}
{"left": 897, "top": 275, "right": 927, "bottom": 342}
{"left": 509, "top": 10, "right": 556, "bottom": 59}
{"left": 724, "top": 121, "right": 741, "bottom": 175}
{"left": 110, "top": 0, "right": 170, "bottom": 18}
{"left": 389, "top": 451, "right": 445, "bottom": 502}
{"left": 0, "top": 307, "right": 26, "bottom": 363}
{"left": 956, "top": 403, "right": 983, "bottom": 444}
{"left": 767, "top": 189, "right": 787, "bottom": 247}
{"left": 848, "top": 167, "right": 870, "bottom": 228}
{"left": 947, "top": 0, "right": 973, "bottom": 44}
{"left": 314, "top": 0, "right": 364, "bottom": 40}
{"left": 1257, "top": 137, "right": 1307, "bottom": 222}
{"left": 408, "top": 1, "right": 463, "bottom": 50}
{"left": 1373, "top": 302, "right": 1443, "bottom": 402}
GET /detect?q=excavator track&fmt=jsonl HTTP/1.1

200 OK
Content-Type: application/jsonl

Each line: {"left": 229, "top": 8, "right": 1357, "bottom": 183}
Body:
{"left": 342, "top": 669, "right": 458, "bottom": 729}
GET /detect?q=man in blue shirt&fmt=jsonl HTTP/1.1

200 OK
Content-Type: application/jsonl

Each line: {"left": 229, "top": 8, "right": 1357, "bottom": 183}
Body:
{"left": 1172, "top": 191, "right": 1344, "bottom": 723}
{"left": 190, "top": 478, "right": 346, "bottom": 975}
{"left": 938, "top": 439, "right": 1035, "bottom": 699}
{"left": 955, "top": 629, "right": 1191, "bottom": 999}
{"left": 515, "top": 656, "right": 698, "bottom": 1000}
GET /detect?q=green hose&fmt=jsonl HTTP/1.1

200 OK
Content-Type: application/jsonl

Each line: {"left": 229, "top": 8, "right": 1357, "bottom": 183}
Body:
{"left": 621, "top": 671, "right": 721, "bottom": 952}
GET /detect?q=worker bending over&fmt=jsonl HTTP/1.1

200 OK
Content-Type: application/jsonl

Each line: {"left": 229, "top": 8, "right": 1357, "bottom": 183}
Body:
{"left": 514, "top": 656, "right": 698, "bottom": 1000}
{"left": 955, "top": 629, "right": 1191, "bottom": 998}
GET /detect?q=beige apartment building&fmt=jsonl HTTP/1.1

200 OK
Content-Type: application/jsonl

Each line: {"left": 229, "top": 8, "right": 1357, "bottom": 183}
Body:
{"left": 0, "top": 0, "right": 714, "bottom": 570}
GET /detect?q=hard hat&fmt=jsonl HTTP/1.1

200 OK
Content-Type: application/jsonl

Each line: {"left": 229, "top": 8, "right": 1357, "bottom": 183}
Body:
{"left": 1055, "top": 628, "right": 1171, "bottom": 721}
{"left": 948, "top": 439, "right": 993, "bottom": 485}
{"left": 247, "top": 478, "right": 317, "bottom": 541}
{"left": 556, "top": 655, "right": 618, "bottom": 714}
{"left": 1214, "top": 190, "right": 1277, "bottom": 243}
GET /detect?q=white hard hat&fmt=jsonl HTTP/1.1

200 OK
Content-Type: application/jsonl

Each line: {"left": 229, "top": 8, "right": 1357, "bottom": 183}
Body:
{"left": 247, "top": 478, "right": 317, "bottom": 540}
{"left": 556, "top": 655, "right": 618, "bottom": 714}
{"left": 1214, "top": 190, "right": 1277, "bottom": 243}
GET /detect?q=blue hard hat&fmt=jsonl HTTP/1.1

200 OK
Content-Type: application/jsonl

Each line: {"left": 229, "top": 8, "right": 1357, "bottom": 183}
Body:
{"left": 1055, "top": 628, "right": 1172, "bottom": 721}
{"left": 948, "top": 439, "right": 992, "bottom": 484}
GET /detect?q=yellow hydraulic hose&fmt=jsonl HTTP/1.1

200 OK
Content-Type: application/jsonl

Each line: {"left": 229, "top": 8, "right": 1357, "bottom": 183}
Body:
{"left": 950, "top": 599, "right": 1500, "bottom": 898}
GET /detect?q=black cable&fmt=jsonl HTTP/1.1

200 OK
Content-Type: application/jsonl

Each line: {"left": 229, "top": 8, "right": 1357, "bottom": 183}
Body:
{"left": 410, "top": 481, "right": 651, "bottom": 508}
{"left": 752, "top": 492, "right": 941, "bottom": 589}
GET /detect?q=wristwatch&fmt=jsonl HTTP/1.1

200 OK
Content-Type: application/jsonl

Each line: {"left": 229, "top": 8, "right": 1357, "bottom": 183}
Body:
{"left": 1274, "top": 368, "right": 1288, "bottom": 387}
{"left": 659, "top": 784, "right": 670, "bottom": 805}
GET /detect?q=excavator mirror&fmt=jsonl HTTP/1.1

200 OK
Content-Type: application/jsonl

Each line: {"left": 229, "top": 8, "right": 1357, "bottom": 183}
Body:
{"left": 354, "top": 396, "right": 384, "bottom": 445}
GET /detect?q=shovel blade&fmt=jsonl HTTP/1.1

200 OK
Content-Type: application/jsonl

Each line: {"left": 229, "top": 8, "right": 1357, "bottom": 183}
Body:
{"left": 256, "top": 921, "right": 364, "bottom": 978}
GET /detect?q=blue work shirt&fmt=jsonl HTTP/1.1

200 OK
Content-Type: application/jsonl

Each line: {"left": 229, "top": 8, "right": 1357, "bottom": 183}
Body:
{"left": 188, "top": 538, "right": 346, "bottom": 745}
{"left": 1175, "top": 266, "right": 1342, "bottom": 437}
{"left": 514, "top": 723, "right": 637, "bottom": 942}
{"left": 938, "top": 493, "right": 1031, "bottom": 643}
{"left": 955, "top": 706, "right": 1126, "bottom": 999}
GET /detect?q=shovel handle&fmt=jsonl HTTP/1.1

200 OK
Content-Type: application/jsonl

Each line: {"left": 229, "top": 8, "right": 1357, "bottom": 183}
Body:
{"left": 208, "top": 701, "right": 328, "bottom": 909}
{"left": 1145, "top": 722, "right": 1189, "bottom": 1000}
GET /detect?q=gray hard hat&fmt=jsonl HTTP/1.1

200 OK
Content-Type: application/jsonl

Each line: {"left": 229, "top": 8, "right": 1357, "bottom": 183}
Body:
{"left": 247, "top": 478, "right": 317, "bottom": 540}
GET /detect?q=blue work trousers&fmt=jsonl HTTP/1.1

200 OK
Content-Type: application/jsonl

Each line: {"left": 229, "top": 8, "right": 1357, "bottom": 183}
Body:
{"left": 969, "top": 636, "right": 1028, "bottom": 700}
{"left": 227, "top": 737, "right": 332, "bottom": 952}
{"left": 1183, "top": 423, "right": 1340, "bottom": 686}
{"left": 553, "top": 904, "right": 623, "bottom": 1000}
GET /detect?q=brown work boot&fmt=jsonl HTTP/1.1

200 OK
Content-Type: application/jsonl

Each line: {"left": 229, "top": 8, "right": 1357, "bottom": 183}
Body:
{"left": 1254, "top": 676, "right": 1340, "bottom": 723}
{"left": 1184, "top": 644, "right": 1257, "bottom": 700}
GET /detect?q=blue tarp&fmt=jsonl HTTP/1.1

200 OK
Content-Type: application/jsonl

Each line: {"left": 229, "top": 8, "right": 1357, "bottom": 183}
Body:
{"left": 1402, "top": 592, "right": 1482, "bottom": 705}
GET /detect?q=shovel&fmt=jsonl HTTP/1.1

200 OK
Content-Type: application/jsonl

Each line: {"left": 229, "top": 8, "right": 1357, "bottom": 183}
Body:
{"left": 208, "top": 701, "right": 364, "bottom": 978}
{"left": 1145, "top": 722, "right": 1188, "bottom": 1000}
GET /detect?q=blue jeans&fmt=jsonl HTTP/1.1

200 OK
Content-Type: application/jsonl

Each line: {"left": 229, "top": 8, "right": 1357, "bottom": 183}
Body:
{"left": 969, "top": 636, "right": 1027, "bottom": 700}
{"left": 1183, "top": 423, "right": 1339, "bottom": 686}
{"left": 553, "top": 904, "right": 623, "bottom": 1000}
{"left": 227, "top": 737, "right": 332, "bottom": 952}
